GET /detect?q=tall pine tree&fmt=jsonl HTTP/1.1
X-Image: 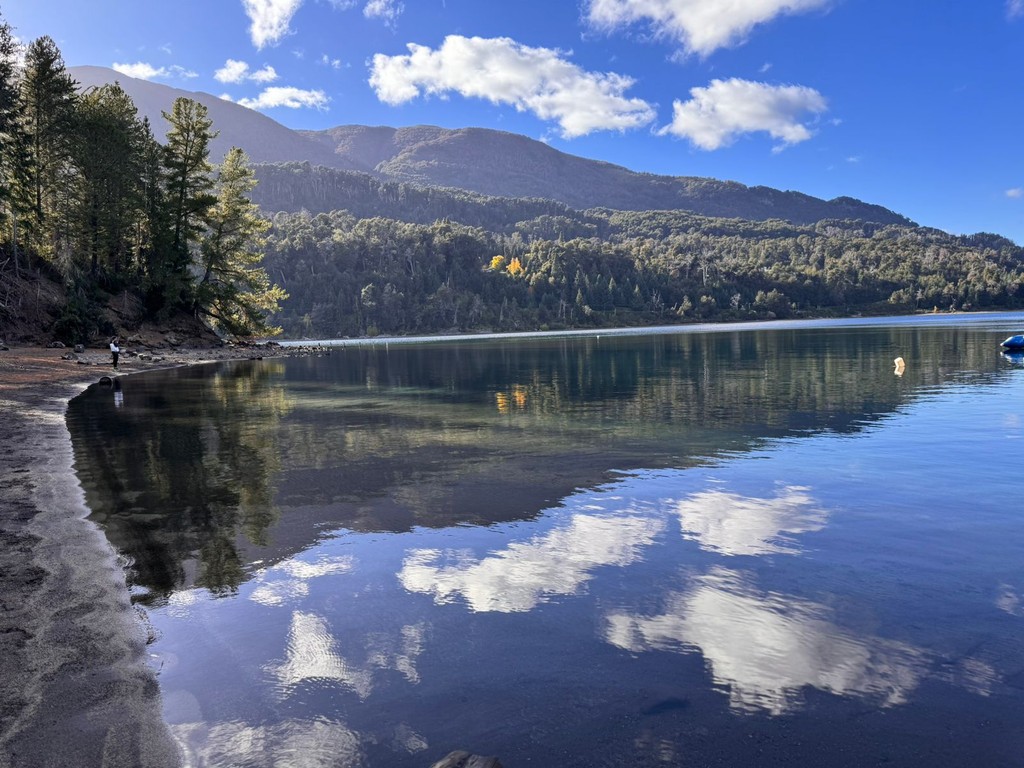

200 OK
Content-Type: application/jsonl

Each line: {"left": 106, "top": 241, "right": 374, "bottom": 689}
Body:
{"left": 0, "top": 16, "right": 29, "bottom": 276}
{"left": 73, "top": 83, "right": 148, "bottom": 277}
{"left": 195, "top": 147, "right": 286, "bottom": 337}
{"left": 20, "top": 35, "right": 77, "bottom": 264}
{"left": 158, "top": 97, "right": 217, "bottom": 310}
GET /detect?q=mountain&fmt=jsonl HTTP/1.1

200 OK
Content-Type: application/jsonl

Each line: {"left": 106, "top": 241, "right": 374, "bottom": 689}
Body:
{"left": 69, "top": 66, "right": 912, "bottom": 227}
{"left": 70, "top": 66, "right": 346, "bottom": 169}
{"left": 301, "top": 125, "right": 912, "bottom": 226}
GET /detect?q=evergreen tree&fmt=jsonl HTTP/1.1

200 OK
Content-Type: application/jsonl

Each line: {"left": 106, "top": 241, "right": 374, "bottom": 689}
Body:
{"left": 20, "top": 35, "right": 77, "bottom": 262}
{"left": 195, "top": 147, "right": 286, "bottom": 337}
{"left": 138, "top": 117, "right": 173, "bottom": 288}
{"left": 160, "top": 97, "right": 216, "bottom": 308}
{"left": 73, "top": 83, "right": 148, "bottom": 277}
{"left": 0, "top": 17, "right": 29, "bottom": 275}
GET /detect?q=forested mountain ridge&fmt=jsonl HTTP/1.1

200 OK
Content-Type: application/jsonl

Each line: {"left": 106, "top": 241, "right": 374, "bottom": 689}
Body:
{"left": 262, "top": 204, "right": 1024, "bottom": 340}
{"left": 299, "top": 125, "right": 913, "bottom": 226}
{"left": 68, "top": 67, "right": 911, "bottom": 227}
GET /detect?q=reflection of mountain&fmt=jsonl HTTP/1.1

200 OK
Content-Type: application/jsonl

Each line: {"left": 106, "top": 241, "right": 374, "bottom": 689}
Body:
{"left": 400, "top": 509, "right": 662, "bottom": 612}
{"left": 606, "top": 568, "right": 926, "bottom": 715}
{"left": 68, "top": 323, "right": 1011, "bottom": 599}
{"left": 672, "top": 485, "right": 825, "bottom": 556}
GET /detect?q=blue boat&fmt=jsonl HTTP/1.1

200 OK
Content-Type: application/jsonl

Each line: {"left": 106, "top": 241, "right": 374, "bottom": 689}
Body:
{"left": 1001, "top": 334, "right": 1024, "bottom": 349}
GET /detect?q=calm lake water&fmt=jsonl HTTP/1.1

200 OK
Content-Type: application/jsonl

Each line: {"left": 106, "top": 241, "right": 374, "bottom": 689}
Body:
{"left": 67, "top": 315, "right": 1024, "bottom": 767}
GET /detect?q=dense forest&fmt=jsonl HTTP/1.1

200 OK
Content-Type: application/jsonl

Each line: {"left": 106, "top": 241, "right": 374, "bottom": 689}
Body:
{"left": 0, "top": 16, "right": 284, "bottom": 342}
{"left": 2, "top": 13, "right": 1023, "bottom": 344}
{"left": 258, "top": 176, "right": 1024, "bottom": 338}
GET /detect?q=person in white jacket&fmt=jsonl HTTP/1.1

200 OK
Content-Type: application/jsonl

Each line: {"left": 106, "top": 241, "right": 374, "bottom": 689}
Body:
{"left": 109, "top": 336, "right": 120, "bottom": 369}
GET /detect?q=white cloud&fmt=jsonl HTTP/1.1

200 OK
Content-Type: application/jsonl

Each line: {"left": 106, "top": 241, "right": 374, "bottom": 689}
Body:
{"left": 1006, "top": 187, "right": 1023, "bottom": 199}
{"left": 320, "top": 54, "right": 344, "bottom": 69}
{"left": 251, "top": 64, "right": 279, "bottom": 82}
{"left": 215, "top": 58, "right": 280, "bottom": 84}
{"left": 368, "top": 35, "right": 656, "bottom": 138}
{"left": 1008, "top": 0, "right": 1024, "bottom": 19}
{"left": 364, "top": 0, "right": 404, "bottom": 25}
{"left": 111, "top": 61, "right": 197, "bottom": 80}
{"left": 237, "top": 86, "right": 329, "bottom": 109}
{"left": 242, "top": 0, "right": 304, "bottom": 49}
{"left": 660, "top": 77, "right": 827, "bottom": 150}
{"left": 112, "top": 61, "right": 166, "bottom": 80}
{"left": 214, "top": 58, "right": 250, "bottom": 83}
{"left": 586, "top": 0, "right": 830, "bottom": 56}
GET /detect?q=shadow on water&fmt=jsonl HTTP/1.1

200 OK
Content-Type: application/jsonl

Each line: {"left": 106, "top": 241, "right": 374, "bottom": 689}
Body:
{"left": 67, "top": 322, "right": 1012, "bottom": 603}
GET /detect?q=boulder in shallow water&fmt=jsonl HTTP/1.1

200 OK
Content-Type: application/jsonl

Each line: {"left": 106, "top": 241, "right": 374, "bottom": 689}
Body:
{"left": 429, "top": 751, "right": 503, "bottom": 768}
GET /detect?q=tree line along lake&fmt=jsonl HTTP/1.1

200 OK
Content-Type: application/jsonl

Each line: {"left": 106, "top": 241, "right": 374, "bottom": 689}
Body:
{"left": 66, "top": 313, "right": 1024, "bottom": 767}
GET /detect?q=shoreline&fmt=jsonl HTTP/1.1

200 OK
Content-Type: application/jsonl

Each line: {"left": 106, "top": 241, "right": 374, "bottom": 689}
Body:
{"left": 0, "top": 344, "right": 295, "bottom": 768}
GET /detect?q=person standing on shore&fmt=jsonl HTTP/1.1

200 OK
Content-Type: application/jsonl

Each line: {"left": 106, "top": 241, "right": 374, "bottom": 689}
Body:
{"left": 109, "top": 336, "right": 120, "bottom": 369}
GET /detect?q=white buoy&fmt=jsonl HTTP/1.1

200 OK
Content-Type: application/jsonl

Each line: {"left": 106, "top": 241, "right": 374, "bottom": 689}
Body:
{"left": 893, "top": 356, "right": 905, "bottom": 376}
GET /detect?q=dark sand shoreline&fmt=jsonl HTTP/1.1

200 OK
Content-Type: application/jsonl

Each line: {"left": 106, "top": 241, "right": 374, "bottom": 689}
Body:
{"left": 0, "top": 344, "right": 294, "bottom": 768}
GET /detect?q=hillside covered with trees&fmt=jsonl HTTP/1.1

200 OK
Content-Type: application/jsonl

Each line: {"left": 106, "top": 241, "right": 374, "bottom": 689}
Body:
{"left": 262, "top": 204, "right": 1024, "bottom": 339}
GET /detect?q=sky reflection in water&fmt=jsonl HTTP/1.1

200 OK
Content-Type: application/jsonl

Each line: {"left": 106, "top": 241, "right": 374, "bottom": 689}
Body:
{"left": 67, "top": 315, "right": 1024, "bottom": 767}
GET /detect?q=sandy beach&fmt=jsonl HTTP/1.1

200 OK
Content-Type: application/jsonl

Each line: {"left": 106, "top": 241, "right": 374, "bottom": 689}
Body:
{"left": 0, "top": 343, "right": 292, "bottom": 768}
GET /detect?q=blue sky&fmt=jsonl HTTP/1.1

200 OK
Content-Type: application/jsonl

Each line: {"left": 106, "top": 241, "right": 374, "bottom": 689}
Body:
{"left": 3, "top": 0, "right": 1023, "bottom": 242}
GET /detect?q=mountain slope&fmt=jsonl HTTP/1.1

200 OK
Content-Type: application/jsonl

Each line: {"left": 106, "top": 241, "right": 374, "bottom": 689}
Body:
{"left": 302, "top": 125, "right": 912, "bottom": 226}
{"left": 69, "top": 67, "right": 912, "bottom": 227}
{"left": 70, "top": 66, "right": 347, "bottom": 168}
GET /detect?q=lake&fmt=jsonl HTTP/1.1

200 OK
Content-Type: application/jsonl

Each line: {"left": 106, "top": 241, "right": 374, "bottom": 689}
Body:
{"left": 67, "top": 314, "right": 1024, "bottom": 767}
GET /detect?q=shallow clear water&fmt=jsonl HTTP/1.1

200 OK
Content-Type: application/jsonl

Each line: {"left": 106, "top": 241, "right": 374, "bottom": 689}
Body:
{"left": 68, "top": 314, "right": 1024, "bottom": 767}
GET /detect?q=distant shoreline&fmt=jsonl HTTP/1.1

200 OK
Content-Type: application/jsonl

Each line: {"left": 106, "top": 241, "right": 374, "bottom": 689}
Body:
{"left": 278, "top": 308, "right": 1024, "bottom": 348}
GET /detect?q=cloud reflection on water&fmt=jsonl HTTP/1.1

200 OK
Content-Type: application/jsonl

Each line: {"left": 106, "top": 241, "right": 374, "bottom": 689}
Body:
{"left": 606, "top": 567, "right": 926, "bottom": 715}
{"left": 171, "top": 718, "right": 366, "bottom": 768}
{"left": 268, "top": 611, "right": 426, "bottom": 700}
{"left": 249, "top": 555, "right": 356, "bottom": 607}
{"left": 399, "top": 506, "right": 663, "bottom": 612}
{"left": 398, "top": 476, "right": 827, "bottom": 614}
{"left": 672, "top": 484, "right": 825, "bottom": 556}
{"left": 271, "top": 611, "right": 375, "bottom": 699}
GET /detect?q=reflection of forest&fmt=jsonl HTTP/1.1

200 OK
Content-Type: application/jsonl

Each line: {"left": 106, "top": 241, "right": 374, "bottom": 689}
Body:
{"left": 68, "top": 361, "right": 291, "bottom": 602}
{"left": 68, "top": 325, "right": 1008, "bottom": 599}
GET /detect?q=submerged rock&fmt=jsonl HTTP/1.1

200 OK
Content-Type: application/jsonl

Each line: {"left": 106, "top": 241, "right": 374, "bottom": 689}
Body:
{"left": 429, "top": 750, "right": 503, "bottom": 768}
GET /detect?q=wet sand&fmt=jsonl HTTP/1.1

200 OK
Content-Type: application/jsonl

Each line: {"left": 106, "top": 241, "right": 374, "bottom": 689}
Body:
{"left": 0, "top": 345, "right": 292, "bottom": 768}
